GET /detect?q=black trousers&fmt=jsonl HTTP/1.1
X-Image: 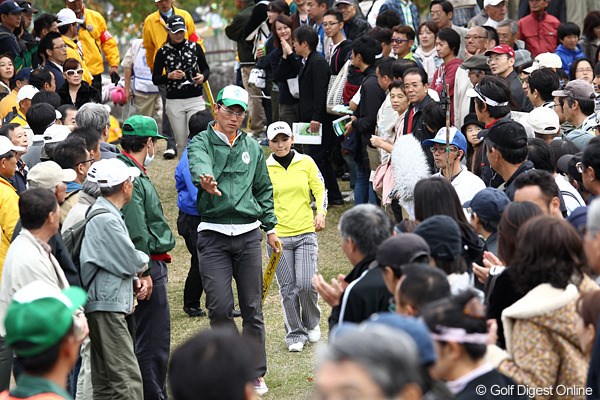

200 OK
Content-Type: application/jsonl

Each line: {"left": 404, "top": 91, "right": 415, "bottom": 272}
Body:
{"left": 307, "top": 117, "right": 343, "bottom": 201}
{"left": 177, "top": 211, "right": 204, "bottom": 309}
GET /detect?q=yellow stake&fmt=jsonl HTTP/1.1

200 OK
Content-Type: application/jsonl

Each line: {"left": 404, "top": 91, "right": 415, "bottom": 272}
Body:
{"left": 262, "top": 241, "right": 283, "bottom": 304}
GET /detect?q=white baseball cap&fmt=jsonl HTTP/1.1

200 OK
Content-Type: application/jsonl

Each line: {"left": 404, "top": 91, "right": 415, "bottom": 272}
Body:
{"left": 0, "top": 136, "right": 25, "bottom": 155}
{"left": 16, "top": 85, "right": 38, "bottom": 102}
{"left": 524, "top": 107, "right": 560, "bottom": 135}
{"left": 484, "top": 0, "right": 505, "bottom": 6}
{"left": 56, "top": 8, "right": 83, "bottom": 27}
{"left": 267, "top": 121, "right": 292, "bottom": 140}
{"left": 524, "top": 52, "right": 563, "bottom": 74}
{"left": 89, "top": 159, "right": 140, "bottom": 188}
{"left": 43, "top": 124, "right": 71, "bottom": 144}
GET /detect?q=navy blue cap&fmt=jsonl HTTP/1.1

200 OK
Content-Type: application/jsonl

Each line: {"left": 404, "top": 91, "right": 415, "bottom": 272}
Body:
{"left": 0, "top": 1, "right": 25, "bottom": 14}
{"left": 463, "top": 188, "right": 510, "bottom": 223}
{"left": 13, "top": 67, "right": 32, "bottom": 82}
{"left": 567, "top": 206, "right": 587, "bottom": 235}
{"left": 414, "top": 215, "right": 462, "bottom": 261}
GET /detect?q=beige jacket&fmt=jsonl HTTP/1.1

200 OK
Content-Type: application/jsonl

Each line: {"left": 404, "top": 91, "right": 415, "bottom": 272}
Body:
{"left": 0, "top": 229, "right": 69, "bottom": 336}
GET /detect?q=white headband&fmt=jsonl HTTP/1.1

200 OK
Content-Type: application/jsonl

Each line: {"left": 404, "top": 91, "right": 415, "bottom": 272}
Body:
{"left": 430, "top": 326, "right": 489, "bottom": 345}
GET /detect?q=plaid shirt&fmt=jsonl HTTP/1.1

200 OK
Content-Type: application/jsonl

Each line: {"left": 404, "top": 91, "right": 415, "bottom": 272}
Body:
{"left": 378, "top": 0, "right": 419, "bottom": 35}
{"left": 452, "top": 6, "right": 477, "bottom": 27}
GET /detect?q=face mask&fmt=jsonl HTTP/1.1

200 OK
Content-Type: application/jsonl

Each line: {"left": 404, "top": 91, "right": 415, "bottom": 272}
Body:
{"left": 144, "top": 141, "right": 155, "bottom": 166}
{"left": 160, "top": 8, "right": 174, "bottom": 18}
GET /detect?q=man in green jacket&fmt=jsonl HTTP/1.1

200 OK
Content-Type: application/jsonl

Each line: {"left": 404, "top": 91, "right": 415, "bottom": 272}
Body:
{"left": 188, "top": 85, "right": 279, "bottom": 396}
{"left": 117, "top": 115, "right": 176, "bottom": 400}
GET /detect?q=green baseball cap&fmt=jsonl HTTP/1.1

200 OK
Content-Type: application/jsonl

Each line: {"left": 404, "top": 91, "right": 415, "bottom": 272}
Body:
{"left": 122, "top": 115, "right": 167, "bottom": 139}
{"left": 216, "top": 85, "right": 249, "bottom": 111}
{"left": 5, "top": 281, "right": 87, "bottom": 358}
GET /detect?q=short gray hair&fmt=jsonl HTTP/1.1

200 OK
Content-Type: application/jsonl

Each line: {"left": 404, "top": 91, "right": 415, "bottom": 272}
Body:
{"left": 588, "top": 198, "right": 600, "bottom": 234}
{"left": 76, "top": 103, "right": 110, "bottom": 134}
{"left": 316, "top": 325, "right": 421, "bottom": 397}
{"left": 338, "top": 204, "right": 393, "bottom": 259}
{"left": 497, "top": 19, "right": 517, "bottom": 35}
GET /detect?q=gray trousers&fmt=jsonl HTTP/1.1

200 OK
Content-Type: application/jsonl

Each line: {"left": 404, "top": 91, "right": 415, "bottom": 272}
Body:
{"left": 88, "top": 311, "right": 143, "bottom": 400}
{"left": 197, "top": 228, "right": 267, "bottom": 377}
{"left": 158, "top": 85, "right": 176, "bottom": 150}
{"left": 0, "top": 335, "right": 11, "bottom": 391}
{"left": 267, "top": 233, "right": 321, "bottom": 346}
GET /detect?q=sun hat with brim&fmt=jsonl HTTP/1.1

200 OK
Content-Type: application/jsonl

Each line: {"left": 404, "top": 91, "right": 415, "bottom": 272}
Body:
{"left": 27, "top": 161, "right": 77, "bottom": 189}
{"left": 267, "top": 121, "right": 292, "bottom": 140}
{"left": 122, "top": 115, "right": 166, "bottom": 139}
{"left": 216, "top": 85, "right": 249, "bottom": 111}
{"left": 5, "top": 281, "right": 86, "bottom": 358}
{"left": 0, "top": 136, "right": 25, "bottom": 156}
{"left": 0, "top": 1, "right": 25, "bottom": 14}
{"left": 89, "top": 159, "right": 140, "bottom": 187}
{"left": 167, "top": 15, "right": 186, "bottom": 33}
{"left": 422, "top": 127, "right": 467, "bottom": 153}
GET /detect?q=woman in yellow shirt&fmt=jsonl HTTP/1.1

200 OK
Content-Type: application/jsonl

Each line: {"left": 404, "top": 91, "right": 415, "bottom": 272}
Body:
{"left": 266, "top": 121, "right": 326, "bottom": 352}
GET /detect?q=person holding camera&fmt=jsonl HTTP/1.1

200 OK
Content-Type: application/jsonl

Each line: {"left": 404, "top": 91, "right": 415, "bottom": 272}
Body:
{"left": 152, "top": 14, "right": 210, "bottom": 158}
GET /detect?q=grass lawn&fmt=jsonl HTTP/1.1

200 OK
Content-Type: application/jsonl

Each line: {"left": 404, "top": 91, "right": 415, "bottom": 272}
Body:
{"left": 148, "top": 140, "right": 353, "bottom": 399}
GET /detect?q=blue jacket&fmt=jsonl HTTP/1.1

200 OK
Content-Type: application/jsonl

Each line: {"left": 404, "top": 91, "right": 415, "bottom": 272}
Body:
{"left": 175, "top": 147, "right": 200, "bottom": 216}
{"left": 555, "top": 44, "right": 586, "bottom": 74}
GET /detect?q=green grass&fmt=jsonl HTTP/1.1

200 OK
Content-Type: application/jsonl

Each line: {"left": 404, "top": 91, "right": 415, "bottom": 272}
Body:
{"left": 148, "top": 140, "right": 352, "bottom": 399}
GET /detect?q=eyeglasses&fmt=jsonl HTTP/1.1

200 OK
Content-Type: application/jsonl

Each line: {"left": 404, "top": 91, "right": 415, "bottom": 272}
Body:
{"left": 391, "top": 38, "right": 410, "bottom": 43}
{"left": 65, "top": 69, "right": 84, "bottom": 76}
{"left": 78, "top": 157, "right": 94, "bottom": 166}
{"left": 486, "top": 55, "right": 510, "bottom": 65}
{"left": 219, "top": 104, "right": 246, "bottom": 118}
{"left": 322, "top": 22, "right": 340, "bottom": 27}
{"left": 465, "top": 35, "right": 486, "bottom": 40}
{"left": 430, "top": 146, "right": 459, "bottom": 154}
{"left": 53, "top": 44, "right": 67, "bottom": 50}
{"left": 403, "top": 82, "right": 423, "bottom": 91}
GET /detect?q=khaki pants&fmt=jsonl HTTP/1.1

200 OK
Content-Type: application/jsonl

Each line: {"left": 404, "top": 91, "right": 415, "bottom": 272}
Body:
{"left": 165, "top": 96, "right": 205, "bottom": 156}
{"left": 88, "top": 311, "right": 143, "bottom": 400}
{"left": 241, "top": 66, "right": 267, "bottom": 135}
{"left": 134, "top": 91, "right": 162, "bottom": 118}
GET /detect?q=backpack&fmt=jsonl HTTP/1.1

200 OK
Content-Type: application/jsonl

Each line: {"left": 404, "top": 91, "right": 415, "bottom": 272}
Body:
{"left": 62, "top": 207, "right": 109, "bottom": 289}
{"left": 2, "top": 106, "right": 17, "bottom": 125}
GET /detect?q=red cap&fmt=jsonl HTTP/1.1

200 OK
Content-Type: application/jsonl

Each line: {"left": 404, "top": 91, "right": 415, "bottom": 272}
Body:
{"left": 484, "top": 44, "right": 515, "bottom": 58}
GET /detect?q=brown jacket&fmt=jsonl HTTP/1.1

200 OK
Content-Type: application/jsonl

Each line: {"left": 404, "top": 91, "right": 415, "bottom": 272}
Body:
{"left": 487, "top": 277, "right": 598, "bottom": 399}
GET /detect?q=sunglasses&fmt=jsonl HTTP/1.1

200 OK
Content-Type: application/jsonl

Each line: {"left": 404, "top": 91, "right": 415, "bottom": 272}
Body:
{"left": 65, "top": 69, "right": 84, "bottom": 76}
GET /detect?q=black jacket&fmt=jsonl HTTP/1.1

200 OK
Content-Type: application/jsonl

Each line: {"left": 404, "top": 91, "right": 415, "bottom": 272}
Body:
{"left": 291, "top": 51, "right": 330, "bottom": 122}
{"left": 343, "top": 15, "right": 370, "bottom": 41}
{"left": 338, "top": 266, "right": 391, "bottom": 325}
{"left": 329, "top": 39, "right": 352, "bottom": 76}
{"left": 271, "top": 47, "right": 299, "bottom": 105}
{"left": 351, "top": 64, "right": 385, "bottom": 169}
{"left": 404, "top": 94, "right": 436, "bottom": 171}
{"left": 57, "top": 81, "right": 101, "bottom": 108}
{"left": 328, "top": 257, "right": 375, "bottom": 332}
{"left": 486, "top": 270, "right": 523, "bottom": 349}
{"left": 456, "top": 369, "right": 527, "bottom": 400}
{"left": 504, "top": 160, "right": 535, "bottom": 200}
{"left": 225, "top": 2, "right": 255, "bottom": 63}
{"left": 506, "top": 70, "right": 532, "bottom": 112}
{"left": 0, "top": 26, "right": 20, "bottom": 60}
{"left": 152, "top": 39, "right": 210, "bottom": 100}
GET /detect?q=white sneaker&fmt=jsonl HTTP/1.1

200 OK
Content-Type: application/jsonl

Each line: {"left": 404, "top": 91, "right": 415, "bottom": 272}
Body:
{"left": 254, "top": 377, "right": 268, "bottom": 396}
{"left": 288, "top": 342, "right": 304, "bottom": 352}
{"left": 308, "top": 326, "right": 321, "bottom": 343}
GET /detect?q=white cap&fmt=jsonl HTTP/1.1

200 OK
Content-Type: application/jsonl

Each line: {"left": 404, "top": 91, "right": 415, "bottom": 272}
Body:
{"left": 43, "top": 124, "right": 71, "bottom": 144}
{"left": 16, "top": 85, "right": 38, "bottom": 102}
{"left": 524, "top": 53, "right": 562, "bottom": 74}
{"left": 267, "top": 121, "right": 292, "bottom": 140}
{"left": 0, "top": 135, "right": 25, "bottom": 155}
{"left": 484, "top": 0, "right": 505, "bottom": 6}
{"left": 90, "top": 159, "right": 140, "bottom": 188}
{"left": 524, "top": 107, "right": 560, "bottom": 135}
{"left": 56, "top": 8, "right": 83, "bottom": 27}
